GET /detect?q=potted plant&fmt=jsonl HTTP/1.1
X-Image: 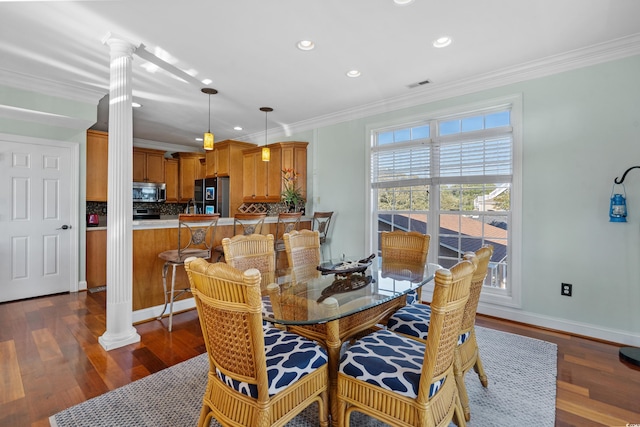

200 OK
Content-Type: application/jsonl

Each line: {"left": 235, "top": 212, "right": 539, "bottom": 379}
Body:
{"left": 281, "top": 168, "right": 305, "bottom": 212}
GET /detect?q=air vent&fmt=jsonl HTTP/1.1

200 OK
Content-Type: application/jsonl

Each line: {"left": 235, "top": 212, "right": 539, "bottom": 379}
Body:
{"left": 407, "top": 79, "right": 431, "bottom": 89}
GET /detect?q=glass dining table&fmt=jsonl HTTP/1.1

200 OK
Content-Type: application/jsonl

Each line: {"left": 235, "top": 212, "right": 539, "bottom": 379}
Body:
{"left": 264, "top": 257, "right": 440, "bottom": 426}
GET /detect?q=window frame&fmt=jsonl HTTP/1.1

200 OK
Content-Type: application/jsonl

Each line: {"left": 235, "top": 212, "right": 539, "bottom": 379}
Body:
{"left": 365, "top": 94, "right": 522, "bottom": 308}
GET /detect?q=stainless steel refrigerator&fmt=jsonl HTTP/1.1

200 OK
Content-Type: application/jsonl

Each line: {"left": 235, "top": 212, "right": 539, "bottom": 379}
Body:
{"left": 194, "top": 177, "right": 230, "bottom": 217}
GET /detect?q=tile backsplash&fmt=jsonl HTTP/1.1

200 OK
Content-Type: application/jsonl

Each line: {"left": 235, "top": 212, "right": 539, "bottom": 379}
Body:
{"left": 86, "top": 201, "right": 305, "bottom": 217}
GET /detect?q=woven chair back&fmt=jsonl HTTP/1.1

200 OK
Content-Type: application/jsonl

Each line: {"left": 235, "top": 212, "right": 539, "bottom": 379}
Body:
{"left": 418, "top": 257, "right": 475, "bottom": 401}
{"left": 380, "top": 230, "right": 430, "bottom": 265}
{"left": 222, "top": 233, "right": 275, "bottom": 275}
{"left": 177, "top": 214, "right": 220, "bottom": 259}
{"left": 283, "top": 229, "right": 321, "bottom": 270}
{"left": 460, "top": 245, "right": 494, "bottom": 332}
{"left": 233, "top": 213, "right": 266, "bottom": 235}
{"left": 185, "top": 259, "right": 267, "bottom": 391}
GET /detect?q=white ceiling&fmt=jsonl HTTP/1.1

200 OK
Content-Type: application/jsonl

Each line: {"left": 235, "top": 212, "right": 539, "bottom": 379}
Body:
{"left": 2, "top": 0, "right": 640, "bottom": 150}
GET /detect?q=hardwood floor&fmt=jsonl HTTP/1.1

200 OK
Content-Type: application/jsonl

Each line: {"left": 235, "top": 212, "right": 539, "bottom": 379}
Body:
{"left": 1, "top": 290, "right": 639, "bottom": 427}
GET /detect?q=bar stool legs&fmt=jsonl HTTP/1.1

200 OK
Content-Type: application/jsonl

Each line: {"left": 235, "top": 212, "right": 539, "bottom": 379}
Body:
{"left": 157, "top": 261, "right": 188, "bottom": 332}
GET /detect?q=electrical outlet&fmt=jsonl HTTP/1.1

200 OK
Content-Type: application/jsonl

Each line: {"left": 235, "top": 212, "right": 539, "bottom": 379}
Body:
{"left": 561, "top": 283, "right": 573, "bottom": 297}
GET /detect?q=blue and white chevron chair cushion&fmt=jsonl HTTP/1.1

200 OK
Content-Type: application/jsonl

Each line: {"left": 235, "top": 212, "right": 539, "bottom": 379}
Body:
{"left": 386, "top": 304, "right": 432, "bottom": 340}
{"left": 405, "top": 290, "right": 419, "bottom": 305}
{"left": 217, "top": 327, "right": 328, "bottom": 398}
{"left": 387, "top": 304, "right": 472, "bottom": 345}
{"left": 339, "top": 329, "right": 446, "bottom": 399}
{"left": 262, "top": 296, "right": 274, "bottom": 327}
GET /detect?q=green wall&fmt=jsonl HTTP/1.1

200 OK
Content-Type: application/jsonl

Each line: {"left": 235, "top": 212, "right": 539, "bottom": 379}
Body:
{"left": 293, "top": 55, "right": 640, "bottom": 344}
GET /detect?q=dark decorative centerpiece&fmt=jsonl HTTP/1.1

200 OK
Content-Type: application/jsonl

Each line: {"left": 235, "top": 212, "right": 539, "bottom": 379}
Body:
{"left": 315, "top": 254, "right": 376, "bottom": 302}
{"left": 317, "top": 254, "right": 375, "bottom": 277}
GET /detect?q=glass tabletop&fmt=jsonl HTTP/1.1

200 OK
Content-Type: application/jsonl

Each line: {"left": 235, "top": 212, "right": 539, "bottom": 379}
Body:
{"left": 264, "top": 259, "right": 441, "bottom": 326}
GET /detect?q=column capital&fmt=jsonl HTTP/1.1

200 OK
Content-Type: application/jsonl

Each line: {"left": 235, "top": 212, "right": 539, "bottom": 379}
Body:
{"left": 102, "top": 32, "right": 136, "bottom": 59}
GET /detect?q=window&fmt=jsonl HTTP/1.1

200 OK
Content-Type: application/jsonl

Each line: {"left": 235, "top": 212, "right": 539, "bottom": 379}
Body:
{"left": 370, "top": 96, "right": 521, "bottom": 305}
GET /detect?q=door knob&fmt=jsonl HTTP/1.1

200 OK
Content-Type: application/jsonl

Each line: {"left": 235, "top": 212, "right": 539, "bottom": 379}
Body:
{"left": 57, "top": 225, "right": 72, "bottom": 230}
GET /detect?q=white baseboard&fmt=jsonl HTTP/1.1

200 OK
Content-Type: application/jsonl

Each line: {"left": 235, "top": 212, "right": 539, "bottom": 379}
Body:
{"left": 133, "top": 299, "right": 196, "bottom": 324}
{"left": 477, "top": 302, "right": 640, "bottom": 347}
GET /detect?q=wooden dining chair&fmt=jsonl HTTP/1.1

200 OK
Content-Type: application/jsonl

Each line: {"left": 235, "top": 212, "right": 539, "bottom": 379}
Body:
{"left": 282, "top": 229, "right": 322, "bottom": 288}
{"left": 157, "top": 213, "right": 220, "bottom": 332}
{"left": 386, "top": 245, "right": 493, "bottom": 421}
{"left": 274, "top": 212, "right": 302, "bottom": 268}
{"left": 283, "top": 229, "right": 321, "bottom": 269}
{"left": 336, "top": 258, "right": 475, "bottom": 427}
{"left": 380, "top": 230, "right": 430, "bottom": 304}
{"left": 184, "top": 258, "right": 329, "bottom": 427}
{"left": 222, "top": 233, "right": 275, "bottom": 276}
{"left": 222, "top": 233, "right": 276, "bottom": 318}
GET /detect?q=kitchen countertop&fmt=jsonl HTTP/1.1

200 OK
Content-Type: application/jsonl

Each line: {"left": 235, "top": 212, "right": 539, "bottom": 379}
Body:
{"left": 86, "top": 215, "right": 311, "bottom": 231}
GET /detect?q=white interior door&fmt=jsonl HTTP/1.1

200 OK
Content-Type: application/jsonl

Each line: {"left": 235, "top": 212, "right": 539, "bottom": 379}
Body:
{"left": 0, "top": 139, "right": 77, "bottom": 302}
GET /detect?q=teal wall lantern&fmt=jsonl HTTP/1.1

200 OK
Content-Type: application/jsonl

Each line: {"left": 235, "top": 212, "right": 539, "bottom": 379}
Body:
{"left": 609, "top": 187, "right": 627, "bottom": 222}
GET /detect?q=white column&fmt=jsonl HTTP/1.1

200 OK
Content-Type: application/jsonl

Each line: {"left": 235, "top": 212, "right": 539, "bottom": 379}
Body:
{"left": 99, "top": 34, "right": 140, "bottom": 350}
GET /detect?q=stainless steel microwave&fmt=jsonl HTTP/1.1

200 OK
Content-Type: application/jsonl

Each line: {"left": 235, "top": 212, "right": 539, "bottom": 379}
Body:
{"left": 133, "top": 182, "right": 166, "bottom": 202}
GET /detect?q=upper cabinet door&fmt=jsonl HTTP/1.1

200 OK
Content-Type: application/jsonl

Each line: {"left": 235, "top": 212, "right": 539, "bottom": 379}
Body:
{"left": 86, "top": 130, "right": 109, "bottom": 202}
{"left": 133, "top": 148, "right": 166, "bottom": 183}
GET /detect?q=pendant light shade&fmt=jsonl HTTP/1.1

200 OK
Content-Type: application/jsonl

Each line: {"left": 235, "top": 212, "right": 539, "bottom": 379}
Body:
{"left": 260, "top": 107, "right": 273, "bottom": 162}
{"left": 202, "top": 88, "right": 218, "bottom": 151}
{"left": 261, "top": 146, "right": 271, "bottom": 162}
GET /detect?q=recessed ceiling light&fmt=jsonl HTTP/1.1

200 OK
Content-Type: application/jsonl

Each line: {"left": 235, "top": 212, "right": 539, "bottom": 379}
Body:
{"left": 202, "top": 78, "right": 213, "bottom": 85}
{"left": 233, "top": 126, "right": 243, "bottom": 131}
{"left": 132, "top": 102, "right": 142, "bottom": 108}
{"left": 195, "top": 137, "right": 203, "bottom": 142}
{"left": 433, "top": 36, "right": 452, "bottom": 48}
{"left": 346, "top": 70, "right": 361, "bottom": 78}
{"left": 297, "top": 40, "right": 315, "bottom": 51}
{"left": 393, "top": 0, "right": 414, "bottom": 5}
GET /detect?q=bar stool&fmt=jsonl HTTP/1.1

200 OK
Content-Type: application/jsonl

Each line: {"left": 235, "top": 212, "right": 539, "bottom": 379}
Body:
{"left": 157, "top": 213, "right": 219, "bottom": 331}
{"left": 312, "top": 211, "right": 333, "bottom": 261}
{"left": 212, "top": 212, "right": 266, "bottom": 262}
{"left": 274, "top": 212, "right": 302, "bottom": 268}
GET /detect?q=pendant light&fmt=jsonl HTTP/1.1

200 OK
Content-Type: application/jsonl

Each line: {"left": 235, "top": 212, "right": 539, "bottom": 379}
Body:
{"left": 202, "top": 88, "right": 217, "bottom": 151}
{"left": 260, "top": 107, "right": 273, "bottom": 162}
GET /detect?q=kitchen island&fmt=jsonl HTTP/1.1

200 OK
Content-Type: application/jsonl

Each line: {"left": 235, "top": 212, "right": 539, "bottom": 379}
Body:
{"left": 87, "top": 216, "right": 311, "bottom": 323}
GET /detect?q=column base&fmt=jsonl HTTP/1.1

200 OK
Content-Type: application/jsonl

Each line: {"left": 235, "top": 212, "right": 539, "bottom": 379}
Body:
{"left": 99, "top": 327, "right": 140, "bottom": 351}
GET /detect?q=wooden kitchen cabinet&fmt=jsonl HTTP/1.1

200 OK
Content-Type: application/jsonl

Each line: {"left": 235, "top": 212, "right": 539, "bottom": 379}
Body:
{"left": 164, "top": 157, "right": 179, "bottom": 203}
{"left": 281, "top": 141, "right": 308, "bottom": 201}
{"left": 242, "top": 146, "right": 282, "bottom": 202}
{"left": 205, "top": 140, "right": 255, "bottom": 177}
{"left": 86, "top": 229, "right": 107, "bottom": 289}
{"left": 86, "top": 130, "right": 108, "bottom": 202}
{"left": 242, "top": 142, "right": 307, "bottom": 203}
{"left": 174, "top": 152, "right": 206, "bottom": 203}
{"left": 133, "top": 148, "right": 165, "bottom": 183}
{"left": 206, "top": 140, "right": 256, "bottom": 214}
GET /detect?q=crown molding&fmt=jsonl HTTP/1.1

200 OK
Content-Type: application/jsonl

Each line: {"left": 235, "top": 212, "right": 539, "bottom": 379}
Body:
{"left": 262, "top": 33, "right": 640, "bottom": 140}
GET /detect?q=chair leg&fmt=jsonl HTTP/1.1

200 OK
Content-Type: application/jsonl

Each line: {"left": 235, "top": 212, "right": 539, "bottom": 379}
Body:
{"left": 454, "top": 349, "right": 472, "bottom": 422}
{"left": 168, "top": 264, "right": 178, "bottom": 332}
{"left": 453, "top": 392, "right": 468, "bottom": 427}
{"left": 474, "top": 353, "right": 489, "bottom": 387}
{"left": 157, "top": 262, "right": 170, "bottom": 320}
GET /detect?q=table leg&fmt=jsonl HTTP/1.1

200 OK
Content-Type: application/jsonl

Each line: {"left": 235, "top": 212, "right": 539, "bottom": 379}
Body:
{"left": 325, "top": 319, "right": 341, "bottom": 427}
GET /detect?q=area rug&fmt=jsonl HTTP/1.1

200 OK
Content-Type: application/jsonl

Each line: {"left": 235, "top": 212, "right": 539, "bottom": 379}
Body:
{"left": 49, "top": 326, "right": 557, "bottom": 427}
